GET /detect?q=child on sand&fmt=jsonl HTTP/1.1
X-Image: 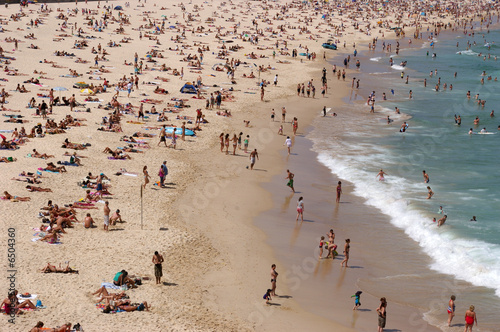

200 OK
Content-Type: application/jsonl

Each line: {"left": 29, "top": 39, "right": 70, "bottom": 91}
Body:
{"left": 352, "top": 291, "right": 362, "bottom": 310}
{"left": 263, "top": 289, "right": 272, "bottom": 305}
{"left": 278, "top": 125, "right": 283, "bottom": 135}
{"left": 318, "top": 236, "right": 325, "bottom": 259}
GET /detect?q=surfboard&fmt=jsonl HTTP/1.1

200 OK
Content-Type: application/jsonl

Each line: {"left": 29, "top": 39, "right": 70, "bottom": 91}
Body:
{"left": 165, "top": 127, "right": 195, "bottom": 136}
{"left": 320, "top": 107, "right": 332, "bottom": 115}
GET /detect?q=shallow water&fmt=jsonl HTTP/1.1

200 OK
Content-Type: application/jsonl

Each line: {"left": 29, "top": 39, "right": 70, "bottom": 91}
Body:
{"left": 310, "top": 25, "right": 500, "bottom": 330}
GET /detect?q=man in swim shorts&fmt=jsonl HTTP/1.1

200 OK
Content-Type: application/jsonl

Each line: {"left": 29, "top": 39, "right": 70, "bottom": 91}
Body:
{"left": 285, "top": 169, "right": 295, "bottom": 193}
{"left": 249, "top": 149, "right": 259, "bottom": 170}
{"left": 103, "top": 201, "right": 110, "bottom": 231}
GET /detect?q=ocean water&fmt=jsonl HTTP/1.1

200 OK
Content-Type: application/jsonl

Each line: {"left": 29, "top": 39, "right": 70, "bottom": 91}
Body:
{"left": 311, "top": 28, "right": 500, "bottom": 322}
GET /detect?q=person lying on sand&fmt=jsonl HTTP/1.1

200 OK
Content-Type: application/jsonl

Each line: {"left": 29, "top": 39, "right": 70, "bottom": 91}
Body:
{"left": 26, "top": 185, "right": 52, "bottom": 192}
{"left": 31, "top": 322, "right": 72, "bottom": 332}
{"left": 40, "top": 263, "right": 78, "bottom": 274}
{"left": 45, "top": 162, "right": 67, "bottom": 173}
{"left": 1, "top": 191, "right": 30, "bottom": 201}
{"left": 31, "top": 149, "right": 54, "bottom": 159}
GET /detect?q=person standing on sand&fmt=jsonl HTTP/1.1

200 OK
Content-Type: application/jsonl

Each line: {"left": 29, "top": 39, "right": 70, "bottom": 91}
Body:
{"left": 158, "top": 125, "right": 167, "bottom": 147}
{"left": 249, "top": 149, "right": 259, "bottom": 170}
{"left": 270, "top": 264, "right": 278, "bottom": 296}
{"left": 284, "top": 136, "right": 292, "bottom": 155}
{"left": 103, "top": 201, "right": 110, "bottom": 232}
{"left": 281, "top": 106, "right": 287, "bottom": 123}
{"left": 181, "top": 122, "right": 186, "bottom": 141}
{"left": 159, "top": 161, "right": 168, "bottom": 187}
{"left": 296, "top": 196, "right": 304, "bottom": 222}
{"left": 340, "top": 239, "right": 350, "bottom": 267}
{"left": 285, "top": 169, "right": 295, "bottom": 193}
{"left": 464, "top": 305, "right": 477, "bottom": 332}
{"left": 377, "top": 297, "right": 387, "bottom": 332}
{"left": 143, "top": 166, "right": 150, "bottom": 189}
{"left": 447, "top": 295, "right": 456, "bottom": 327}
{"left": 336, "top": 181, "right": 342, "bottom": 203}
{"left": 152, "top": 251, "right": 164, "bottom": 285}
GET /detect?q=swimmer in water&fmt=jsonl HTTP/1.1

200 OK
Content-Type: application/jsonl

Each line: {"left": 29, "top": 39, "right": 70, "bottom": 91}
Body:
{"left": 400, "top": 121, "right": 408, "bottom": 132}
{"left": 469, "top": 128, "right": 474, "bottom": 135}
{"left": 427, "top": 186, "right": 434, "bottom": 199}
{"left": 437, "top": 215, "right": 447, "bottom": 227}
{"left": 387, "top": 116, "right": 392, "bottom": 124}
{"left": 480, "top": 127, "right": 487, "bottom": 133}
{"left": 470, "top": 216, "right": 477, "bottom": 222}
{"left": 423, "top": 170, "right": 429, "bottom": 183}
{"left": 376, "top": 169, "right": 388, "bottom": 181}
{"left": 438, "top": 206, "right": 444, "bottom": 214}
{"left": 473, "top": 117, "right": 480, "bottom": 125}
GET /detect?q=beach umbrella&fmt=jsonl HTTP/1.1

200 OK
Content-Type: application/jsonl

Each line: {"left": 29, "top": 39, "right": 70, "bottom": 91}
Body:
{"left": 53, "top": 86, "right": 68, "bottom": 98}
{"left": 80, "top": 88, "right": 95, "bottom": 95}
{"left": 114, "top": 6, "right": 123, "bottom": 10}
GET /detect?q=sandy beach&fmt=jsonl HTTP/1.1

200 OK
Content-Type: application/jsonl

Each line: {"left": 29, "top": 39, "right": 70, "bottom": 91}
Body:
{"left": 0, "top": 0, "right": 497, "bottom": 331}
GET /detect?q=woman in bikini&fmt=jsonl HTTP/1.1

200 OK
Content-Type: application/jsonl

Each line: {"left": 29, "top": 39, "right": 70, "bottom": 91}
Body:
{"left": 376, "top": 169, "right": 387, "bottom": 181}
{"left": 336, "top": 181, "right": 342, "bottom": 203}
{"left": 295, "top": 197, "right": 304, "bottom": 222}
{"left": 447, "top": 295, "right": 456, "bottom": 327}
{"left": 224, "top": 133, "right": 230, "bottom": 155}
{"left": 219, "top": 133, "right": 224, "bottom": 152}
{"left": 464, "top": 305, "right": 477, "bottom": 332}
{"left": 143, "top": 166, "right": 150, "bottom": 189}
{"left": 340, "top": 239, "right": 350, "bottom": 267}
{"left": 231, "top": 134, "right": 238, "bottom": 155}
{"left": 327, "top": 229, "right": 337, "bottom": 259}
{"left": 2, "top": 191, "right": 31, "bottom": 201}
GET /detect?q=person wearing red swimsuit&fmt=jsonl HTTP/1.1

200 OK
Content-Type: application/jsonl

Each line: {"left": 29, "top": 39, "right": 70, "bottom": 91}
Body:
{"left": 464, "top": 305, "right": 478, "bottom": 332}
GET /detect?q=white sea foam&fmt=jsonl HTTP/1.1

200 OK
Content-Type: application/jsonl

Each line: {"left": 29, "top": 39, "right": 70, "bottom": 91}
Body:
{"left": 370, "top": 57, "right": 382, "bottom": 62}
{"left": 457, "top": 49, "right": 479, "bottom": 56}
{"left": 316, "top": 151, "right": 500, "bottom": 298}
{"left": 390, "top": 64, "right": 406, "bottom": 71}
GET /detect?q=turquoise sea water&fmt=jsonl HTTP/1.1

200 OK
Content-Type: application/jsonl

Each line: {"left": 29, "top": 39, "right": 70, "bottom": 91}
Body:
{"left": 312, "top": 27, "right": 500, "bottom": 304}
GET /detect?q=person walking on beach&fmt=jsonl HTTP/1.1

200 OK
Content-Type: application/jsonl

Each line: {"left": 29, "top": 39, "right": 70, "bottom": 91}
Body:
{"left": 270, "top": 264, "right": 278, "bottom": 296}
{"left": 152, "top": 251, "right": 164, "bottom": 285}
{"left": 143, "top": 166, "right": 150, "bottom": 189}
{"left": 296, "top": 197, "right": 304, "bottom": 222}
{"left": 340, "top": 239, "right": 350, "bottom": 267}
{"left": 351, "top": 291, "right": 362, "bottom": 310}
{"left": 336, "top": 181, "right": 342, "bottom": 203}
{"left": 377, "top": 297, "right": 387, "bottom": 332}
{"left": 158, "top": 125, "right": 167, "bottom": 147}
{"left": 281, "top": 107, "right": 287, "bottom": 123}
{"left": 249, "top": 149, "right": 259, "bottom": 170}
{"left": 464, "top": 305, "right": 477, "bottom": 331}
{"left": 447, "top": 295, "right": 456, "bottom": 327}
{"left": 284, "top": 136, "right": 292, "bottom": 155}
{"left": 103, "top": 201, "right": 110, "bottom": 232}
{"left": 159, "top": 161, "right": 168, "bottom": 187}
{"left": 285, "top": 169, "right": 295, "bottom": 193}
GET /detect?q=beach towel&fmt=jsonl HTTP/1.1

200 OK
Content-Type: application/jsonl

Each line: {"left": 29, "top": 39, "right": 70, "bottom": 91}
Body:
{"left": 17, "top": 294, "right": 37, "bottom": 301}
{"left": 108, "top": 157, "right": 127, "bottom": 160}
{"left": 57, "top": 161, "right": 79, "bottom": 166}
{"left": 101, "top": 282, "right": 121, "bottom": 290}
